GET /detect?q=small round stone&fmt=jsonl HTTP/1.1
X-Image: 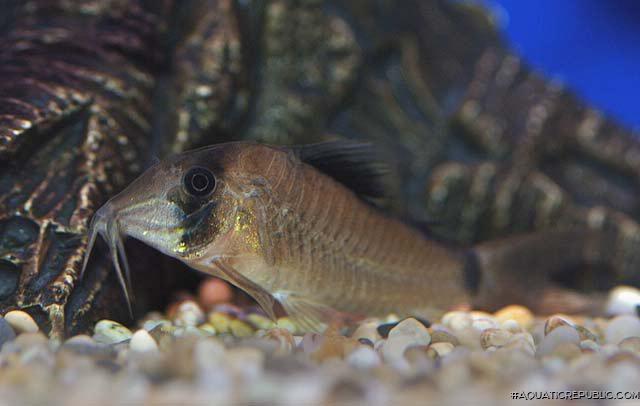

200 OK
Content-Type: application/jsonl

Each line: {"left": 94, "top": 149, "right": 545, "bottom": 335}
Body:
{"left": 346, "top": 346, "right": 381, "bottom": 369}
{"left": 470, "top": 317, "right": 498, "bottom": 332}
{"left": 230, "top": 320, "right": 254, "bottom": 338}
{"left": 198, "top": 278, "right": 233, "bottom": 309}
{"left": 480, "top": 328, "right": 512, "bottom": 350}
{"left": 130, "top": 329, "right": 159, "bottom": 353}
{"left": 605, "top": 315, "right": 640, "bottom": 344}
{"left": 311, "top": 334, "right": 357, "bottom": 362}
{"left": 389, "top": 318, "right": 431, "bottom": 342}
{"left": 441, "top": 311, "right": 472, "bottom": 331}
{"left": 494, "top": 305, "right": 534, "bottom": 329}
{"left": 172, "top": 300, "right": 205, "bottom": 327}
{"left": 605, "top": 286, "right": 640, "bottom": 316}
{"left": 537, "top": 326, "right": 581, "bottom": 357}
{"left": 351, "top": 321, "right": 381, "bottom": 343}
{"left": 93, "top": 320, "right": 133, "bottom": 344}
{"left": 382, "top": 318, "right": 431, "bottom": 363}
{"left": 208, "top": 312, "right": 231, "bottom": 334}
{"left": 4, "top": 310, "right": 39, "bottom": 334}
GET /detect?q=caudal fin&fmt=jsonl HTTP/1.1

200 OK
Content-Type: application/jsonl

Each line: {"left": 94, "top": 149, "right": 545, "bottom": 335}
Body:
{"left": 470, "top": 229, "right": 617, "bottom": 314}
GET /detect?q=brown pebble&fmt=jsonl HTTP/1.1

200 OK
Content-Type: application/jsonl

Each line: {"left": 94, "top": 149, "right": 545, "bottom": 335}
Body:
{"left": 198, "top": 278, "right": 233, "bottom": 310}
{"left": 4, "top": 310, "right": 39, "bottom": 334}
{"left": 311, "top": 332, "right": 357, "bottom": 362}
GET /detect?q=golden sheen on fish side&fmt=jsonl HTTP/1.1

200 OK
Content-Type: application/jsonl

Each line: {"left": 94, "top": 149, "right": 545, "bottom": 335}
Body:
{"left": 81, "top": 141, "right": 475, "bottom": 331}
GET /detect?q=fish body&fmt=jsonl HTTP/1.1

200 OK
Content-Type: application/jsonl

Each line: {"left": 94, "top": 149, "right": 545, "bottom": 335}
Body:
{"left": 83, "top": 141, "right": 614, "bottom": 330}
{"left": 84, "top": 141, "right": 474, "bottom": 330}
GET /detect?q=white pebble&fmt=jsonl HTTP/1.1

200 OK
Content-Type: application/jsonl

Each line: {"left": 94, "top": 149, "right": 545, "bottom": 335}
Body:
{"left": 347, "top": 346, "right": 381, "bottom": 369}
{"left": 471, "top": 317, "right": 498, "bottom": 332}
{"left": 480, "top": 328, "right": 512, "bottom": 350}
{"left": 442, "top": 311, "right": 472, "bottom": 331}
{"left": 382, "top": 318, "right": 431, "bottom": 364}
{"left": 605, "top": 286, "right": 640, "bottom": 316}
{"left": 351, "top": 321, "right": 381, "bottom": 342}
{"left": 536, "top": 326, "right": 580, "bottom": 357}
{"left": 130, "top": 330, "right": 158, "bottom": 353}
{"left": 605, "top": 315, "right": 640, "bottom": 344}
{"left": 4, "top": 310, "right": 39, "bottom": 334}
{"left": 173, "top": 301, "right": 205, "bottom": 327}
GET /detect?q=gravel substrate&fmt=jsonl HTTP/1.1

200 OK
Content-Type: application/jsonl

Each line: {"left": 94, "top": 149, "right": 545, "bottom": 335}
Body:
{"left": 1, "top": 283, "right": 640, "bottom": 405}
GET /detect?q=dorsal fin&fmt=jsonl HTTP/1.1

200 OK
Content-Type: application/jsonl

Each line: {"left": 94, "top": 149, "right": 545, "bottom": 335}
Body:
{"left": 292, "top": 141, "right": 391, "bottom": 204}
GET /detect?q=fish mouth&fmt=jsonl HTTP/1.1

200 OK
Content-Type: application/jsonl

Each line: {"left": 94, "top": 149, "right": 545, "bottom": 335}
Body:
{"left": 80, "top": 204, "right": 134, "bottom": 317}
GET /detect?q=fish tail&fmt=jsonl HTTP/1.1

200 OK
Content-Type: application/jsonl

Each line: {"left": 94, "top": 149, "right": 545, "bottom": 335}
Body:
{"left": 468, "top": 229, "right": 624, "bottom": 314}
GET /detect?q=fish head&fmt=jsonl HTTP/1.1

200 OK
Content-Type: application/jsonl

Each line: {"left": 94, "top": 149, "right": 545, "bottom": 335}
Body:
{"left": 81, "top": 143, "right": 269, "bottom": 306}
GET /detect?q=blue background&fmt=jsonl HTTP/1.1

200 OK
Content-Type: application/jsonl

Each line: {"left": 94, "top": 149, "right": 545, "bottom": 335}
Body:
{"left": 484, "top": 0, "right": 639, "bottom": 129}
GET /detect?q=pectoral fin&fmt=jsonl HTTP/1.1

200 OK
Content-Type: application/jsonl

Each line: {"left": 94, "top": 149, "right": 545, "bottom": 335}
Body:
{"left": 274, "top": 292, "right": 340, "bottom": 333}
{"left": 210, "top": 259, "right": 278, "bottom": 321}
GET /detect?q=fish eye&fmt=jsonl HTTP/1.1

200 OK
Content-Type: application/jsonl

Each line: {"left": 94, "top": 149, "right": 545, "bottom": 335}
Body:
{"left": 183, "top": 166, "right": 216, "bottom": 197}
